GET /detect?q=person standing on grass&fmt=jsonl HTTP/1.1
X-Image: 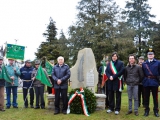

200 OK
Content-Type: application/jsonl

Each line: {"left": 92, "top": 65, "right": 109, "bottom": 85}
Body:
{"left": 138, "top": 56, "right": 145, "bottom": 108}
{"left": 99, "top": 59, "right": 109, "bottom": 108}
{"left": 20, "top": 60, "right": 34, "bottom": 108}
{"left": 5, "top": 59, "right": 21, "bottom": 109}
{"left": 31, "top": 60, "right": 46, "bottom": 109}
{"left": 52, "top": 56, "right": 70, "bottom": 115}
{"left": 124, "top": 54, "right": 144, "bottom": 116}
{"left": 106, "top": 52, "right": 124, "bottom": 115}
{"left": 0, "top": 56, "right": 5, "bottom": 111}
{"left": 142, "top": 48, "right": 160, "bottom": 117}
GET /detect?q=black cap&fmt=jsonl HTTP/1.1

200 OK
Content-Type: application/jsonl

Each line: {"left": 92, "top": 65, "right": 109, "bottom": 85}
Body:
{"left": 146, "top": 48, "right": 155, "bottom": 54}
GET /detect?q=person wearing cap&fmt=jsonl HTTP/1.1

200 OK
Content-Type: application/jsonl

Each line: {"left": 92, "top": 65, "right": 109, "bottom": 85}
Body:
{"left": 106, "top": 52, "right": 125, "bottom": 115}
{"left": 31, "top": 60, "right": 47, "bottom": 109}
{"left": 138, "top": 56, "right": 145, "bottom": 108}
{"left": 20, "top": 59, "right": 34, "bottom": 108}
{"left": 98, "top": 59, "right": 109, "bottom": 108}
{"left": 52, "top": 56, "right": 70, "bottom": 115}
{"left": 124, "top": 54, "right": 144, "bottom": 116}
{"left": 0, "top": 56, "right": 5, "bottom": 111}
{"left": 142, "top": 48, "right": 160, "bottom": 117}
{"left": 5, "top": 59, "right": 21, "bottom": 109}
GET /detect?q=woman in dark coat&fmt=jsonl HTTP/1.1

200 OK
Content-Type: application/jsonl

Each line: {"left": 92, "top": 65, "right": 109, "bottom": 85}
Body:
{"left": 106, "top": 52, "right": 124, "bottom": 115}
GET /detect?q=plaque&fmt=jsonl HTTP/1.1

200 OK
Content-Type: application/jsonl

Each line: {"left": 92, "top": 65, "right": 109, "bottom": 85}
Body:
{"left": 86, "top": 70, "right": 94, "bottom": 86}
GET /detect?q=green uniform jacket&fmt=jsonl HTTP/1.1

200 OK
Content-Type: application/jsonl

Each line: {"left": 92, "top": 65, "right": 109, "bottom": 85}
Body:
{"left": 5, "top": 64, "right": 21, "bottom": 87}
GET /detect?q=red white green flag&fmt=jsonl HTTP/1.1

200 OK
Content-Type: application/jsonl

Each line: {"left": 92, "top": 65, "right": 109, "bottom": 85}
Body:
{"left": 101, "top": 61, "right": 108, "bottom": 88}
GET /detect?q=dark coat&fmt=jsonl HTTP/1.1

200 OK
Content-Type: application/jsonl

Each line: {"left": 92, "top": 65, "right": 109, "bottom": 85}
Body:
{"left": 142, "top": 59, "right": 160, "bottom": 87}
{"left": 52, "top": 63, "right": 70, "bottom": 89}
{"left": 106, "top": 60, "right": 124, "bottom": 91}
{"left": 124, "top": 64, "right": 144, "bottom": 86}
{"left": 20, "top": 66, "right": 34, "bottom": 88}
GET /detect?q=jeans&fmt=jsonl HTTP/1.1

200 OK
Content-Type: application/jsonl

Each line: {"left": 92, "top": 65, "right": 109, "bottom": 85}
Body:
{"left": 127, "top": 85, "right": 138, "bottom": 112}
{"left": 6, "top": 86, "right": 18, "bottom": 107}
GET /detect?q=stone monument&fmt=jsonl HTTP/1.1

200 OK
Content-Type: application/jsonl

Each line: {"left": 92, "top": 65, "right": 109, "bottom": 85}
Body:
{"left": 47, "top": 48, "right": 106, "bottom": 111}
{"left": 70, "top": 48, "right": 98, "bottom": 93}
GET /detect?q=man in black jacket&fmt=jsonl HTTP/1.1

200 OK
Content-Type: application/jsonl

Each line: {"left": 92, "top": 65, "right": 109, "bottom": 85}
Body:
{"left": 52, "top": 56, "right": 70, "bottom": 115}
{"left": 0, "top": 56, "right": 5, "bottom": 111}
{"left": 106, "top": 52, "right": 124, "bottom": 115}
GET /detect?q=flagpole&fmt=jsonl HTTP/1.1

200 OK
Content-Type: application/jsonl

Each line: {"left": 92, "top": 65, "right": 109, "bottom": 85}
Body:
{"left": 21, "top": 80, "right": 34, "bottom": 110}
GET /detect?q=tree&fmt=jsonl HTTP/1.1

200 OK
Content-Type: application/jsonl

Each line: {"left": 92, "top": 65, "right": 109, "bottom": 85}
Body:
{"left": 122, "top": 0, "right": 155, "bottom": 56}
{"left": 149, "top": 22, "right": 160, "bottom": 60}
{"left": 58, "top": 30, "right": 70, "bottom": 65}
{"left": 113, "top": 22, "right": 137, "bottom": 65}
{"left": 35, "top": 17, "right": 60, "bottom": 63}
{"left": 68, "top": 0, "right": 120, "bottom": 66}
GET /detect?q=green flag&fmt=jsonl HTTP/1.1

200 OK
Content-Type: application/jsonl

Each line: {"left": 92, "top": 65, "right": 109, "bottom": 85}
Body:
{"left": 35, "top": 65, "right": 52, "bottom": 87}
{"left": 0, "top": 64, "right": 12, "bottom": 83}
{"left": 45, "top": 60, "right": 53, "bottom": 76}
{"left": 6, "top": 44, "right": 25, "bottom": 60}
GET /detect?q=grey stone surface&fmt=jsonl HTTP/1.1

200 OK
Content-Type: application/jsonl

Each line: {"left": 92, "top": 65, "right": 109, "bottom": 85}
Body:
{"left": 70, "top": 48, "right": 98, "bottom": 93}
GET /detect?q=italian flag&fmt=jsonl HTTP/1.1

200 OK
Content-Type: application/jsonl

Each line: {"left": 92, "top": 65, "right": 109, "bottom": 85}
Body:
{"left": 101, "top": 61, "right": 108, "bottom": 88}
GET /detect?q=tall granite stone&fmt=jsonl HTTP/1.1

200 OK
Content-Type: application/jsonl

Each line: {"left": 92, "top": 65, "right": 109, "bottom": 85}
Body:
{"left": 70, "top": 48, "right": 98, "bottom": 93}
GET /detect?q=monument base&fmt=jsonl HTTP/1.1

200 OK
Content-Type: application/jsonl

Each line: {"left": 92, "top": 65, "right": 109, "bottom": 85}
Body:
{"left": 47, "top": 94, "right": 106, "bottom": 111}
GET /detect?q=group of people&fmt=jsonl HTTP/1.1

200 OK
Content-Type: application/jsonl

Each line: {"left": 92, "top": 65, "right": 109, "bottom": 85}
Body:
{"left": 0, "top": 48, "right": 160, "bottom": 118}
{"left": 0, "top": 58, "right": 53, "bottom": 111}
{"left": 99, "top": 48, "right": 160, "bottom": 117}
{"left": 0, "top": 56, "right": 70, "bottom": 115}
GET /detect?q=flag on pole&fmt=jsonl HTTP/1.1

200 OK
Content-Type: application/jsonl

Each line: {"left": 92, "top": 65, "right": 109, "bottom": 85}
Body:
{"left": 6, "top": 44, "right": 25, "bottom": 60}
{"left": 35, "top": 65, "right": 52, "bottom": 87}
{"left": 45, "top": 60, "right": 53, "bottom": 76}
{"left": 0, "top": 64, "right": 12, "bottom": 83}
{"left": 101, "top": 61, "right": 108, "bottom": 88}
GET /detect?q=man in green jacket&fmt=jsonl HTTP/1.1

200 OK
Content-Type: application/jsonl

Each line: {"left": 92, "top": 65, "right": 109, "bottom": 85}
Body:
{"left": 0, "top": 56, "right": 5, "bottom": 111}
{"left": 5, "top": 59, "right": 21, "bottom": 109}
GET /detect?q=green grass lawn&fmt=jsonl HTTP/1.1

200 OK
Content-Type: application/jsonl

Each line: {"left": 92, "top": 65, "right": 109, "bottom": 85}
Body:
{"left": 1, "top": 90, "right": 160, "bottom": 120}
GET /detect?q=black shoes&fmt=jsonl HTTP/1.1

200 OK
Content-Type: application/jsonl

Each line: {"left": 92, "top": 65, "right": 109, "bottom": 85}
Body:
{"left": 13, "top": 106, "right": 18, "bottom": 108}
{"left": 6, "top": 106, "right": 10, "bottom": 109}
{"left": 134, "top": 111, "right": 139, "bottom": 116}
{"left": 126, "top": 111, "right": 132, "bottom": 115}
{"left": 143, "top": 112, "right": 149, "bottom": 117}
{"left": 154, "top": 113, "right": 159, "bottom": 117}
{"left": 30, "top": 105, "right": 34, "bottom": 108}
{"left": 54, "top": 111, "right": 60, "bottom": 115}
{"left": 63, "top": 111, "right": 67, "bottom": 115}
{"left": 34, "top": 107, "right": 40, "bottom": 109}
{"left": 0, "top": 109, "right": 5, "bottom": 112}
{"left": 24, "top": 105, "right": 28, "bottom": 108}
{"left": 41, "top": 106, "right": 45, "bottom": 109}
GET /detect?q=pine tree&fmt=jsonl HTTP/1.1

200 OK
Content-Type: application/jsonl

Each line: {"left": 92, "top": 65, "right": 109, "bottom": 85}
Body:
{"left": 122, "top": 0, "right": 155, "bottom": 56}
{"left": 35, "top": 17, "right": 60, "bottom": 63}
{"left": 68, "top": 0, "right": 120, "bottom": 66}
{"left": 58, "top": 30, "right": 70, "bottom": 65}
{"left": 149, "top": 22, "right": 160, "bottom": 60}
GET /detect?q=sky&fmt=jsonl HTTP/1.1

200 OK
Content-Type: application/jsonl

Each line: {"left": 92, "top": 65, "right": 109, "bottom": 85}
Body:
{"left": 0, "top": 0, "right": 160, "bottom": 61}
